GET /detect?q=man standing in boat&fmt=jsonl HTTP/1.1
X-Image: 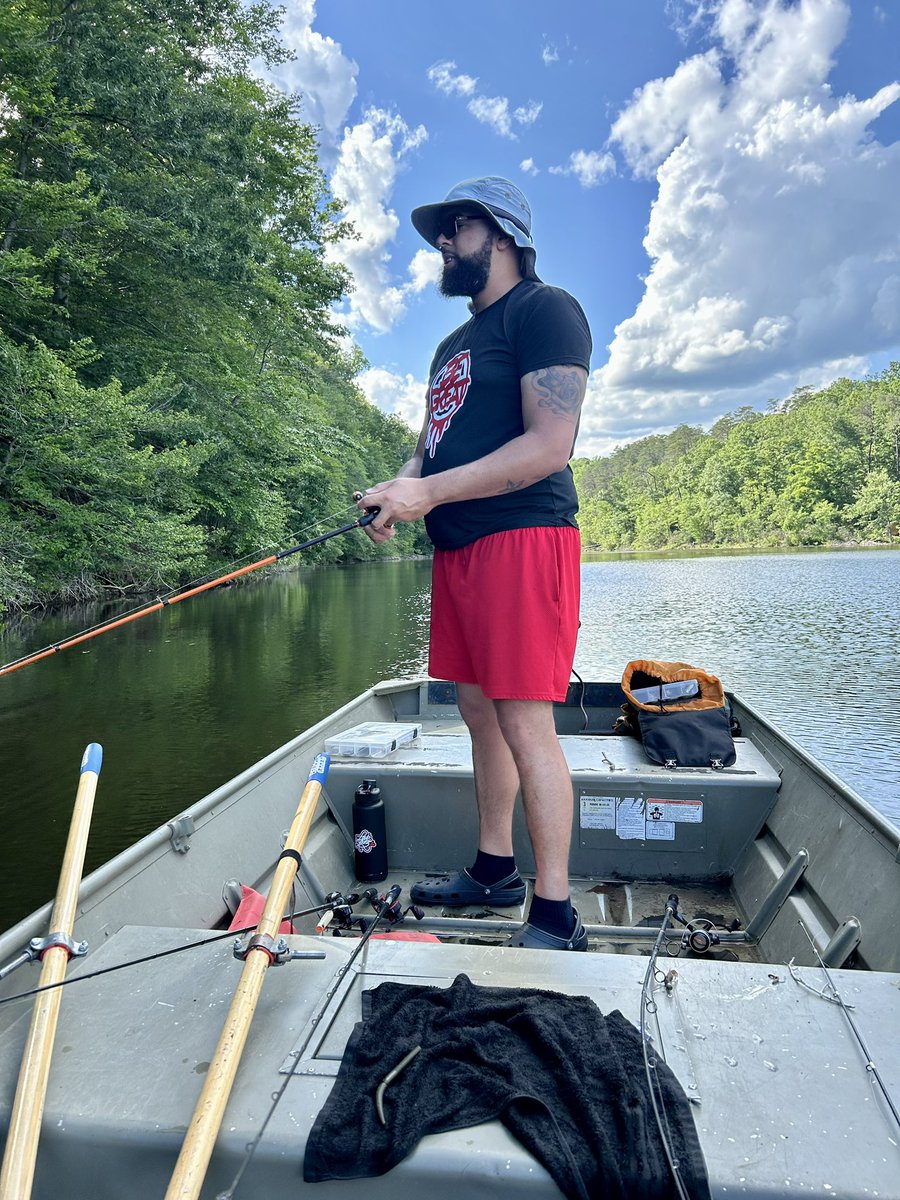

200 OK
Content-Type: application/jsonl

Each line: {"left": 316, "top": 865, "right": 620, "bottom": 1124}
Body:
{"left": 359, "top": 176, "right": 591, "bottom": 951}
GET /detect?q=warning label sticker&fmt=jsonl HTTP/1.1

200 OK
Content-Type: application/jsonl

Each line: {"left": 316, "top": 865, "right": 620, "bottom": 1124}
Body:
{"left": 615, "top": 797, "right": 646, "bottom": 840}
{"left": 579, "top": 796, "right": 616, "bottom": 830}
{"left": 645, "top": 821, "right": 676, "bottom": 840}
{"left": 646, "top": 799, "right": 704, "bottom": 824}
{"left": 580, "top": 794, "right": 703, "bottom": 841}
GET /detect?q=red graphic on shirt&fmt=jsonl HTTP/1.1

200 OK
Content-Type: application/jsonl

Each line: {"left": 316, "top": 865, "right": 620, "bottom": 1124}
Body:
{"left": 426, "top": 350, "right": 471, "bottom": 459}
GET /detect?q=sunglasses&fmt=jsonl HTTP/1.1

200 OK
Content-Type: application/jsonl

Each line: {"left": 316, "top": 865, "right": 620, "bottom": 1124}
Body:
{"left": 433, "top": 213, "right": 486, "bottom": 244}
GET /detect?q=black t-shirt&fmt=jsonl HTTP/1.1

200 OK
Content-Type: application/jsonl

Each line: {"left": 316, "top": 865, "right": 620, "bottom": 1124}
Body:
{"left": 420, "top": 280, "right": 592, "bottom": 550}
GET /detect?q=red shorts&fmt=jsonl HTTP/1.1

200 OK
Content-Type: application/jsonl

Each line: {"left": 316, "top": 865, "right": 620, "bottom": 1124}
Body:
{"left": 428, "top": 526, "right": 581, "bottom": 701}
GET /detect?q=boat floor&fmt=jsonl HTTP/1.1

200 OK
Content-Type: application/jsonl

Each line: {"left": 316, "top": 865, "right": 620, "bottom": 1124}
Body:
{"left": 350, "top": 868, "right": 763, "bottom": 961}
{"left": 1, "top": 921, "right": 897, "bottom": 1200}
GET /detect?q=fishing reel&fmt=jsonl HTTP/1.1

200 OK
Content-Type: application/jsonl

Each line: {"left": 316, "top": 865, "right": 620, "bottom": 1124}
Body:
{"left": 663, "top": 895, "right": 724, "bottom": 957}
{"left": 678, "top": 919, "right": 722, "bottom": 956}
{"left": 364, "top": 886, "right": 402, "bottom": 924}
{"left": 364, "top": 885, "right": 425, "bottom": 926}
{"left": 315, "top": 890, "right": 368, "bottom": 934}
{"left": 316, "top": 885, "right": 424, "bottom": 935}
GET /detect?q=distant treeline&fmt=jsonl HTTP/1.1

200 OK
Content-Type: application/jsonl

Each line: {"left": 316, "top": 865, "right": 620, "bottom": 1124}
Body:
{"left": 0, "top": 0, "right": 428, "bottom": 611}
{"left": 573, "top": 367, "right": 900, "bottom": 550}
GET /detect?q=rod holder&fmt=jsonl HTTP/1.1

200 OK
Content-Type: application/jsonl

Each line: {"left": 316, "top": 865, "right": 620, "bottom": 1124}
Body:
{"left": 821, "top": 917, "right": 861, "bottom": 968}
{"left": 745, "top": 847, "right": 809, "bottom": 941}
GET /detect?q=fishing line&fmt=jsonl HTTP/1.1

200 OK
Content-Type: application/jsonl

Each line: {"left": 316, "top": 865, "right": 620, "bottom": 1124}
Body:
{"left": 796, "top": 920, "right": 900, "bottom": 1132}
{"left": 569, "top": 666, "right": 590, "bottom": 732}
{"left": 639, "top": 894, "right": 694, "bottom": 1200}
{"left": 1, "top": 501, "right": 376, "bottom": 675}
{"left": 786, "top": 957, "right": 852, "bottom": 1006}
{"left": 0, "top": 901, "right": 339, "bottom": 1007}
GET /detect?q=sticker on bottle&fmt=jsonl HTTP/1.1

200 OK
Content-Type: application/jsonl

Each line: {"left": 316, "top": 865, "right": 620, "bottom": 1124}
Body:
{"left": 354, "top": 829, "right": 378, "bottom": 854}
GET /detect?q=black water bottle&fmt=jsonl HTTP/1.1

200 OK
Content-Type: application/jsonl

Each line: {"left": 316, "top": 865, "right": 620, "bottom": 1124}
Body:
{"left": 352, "top": 779, "right": 388, "bottom": 882}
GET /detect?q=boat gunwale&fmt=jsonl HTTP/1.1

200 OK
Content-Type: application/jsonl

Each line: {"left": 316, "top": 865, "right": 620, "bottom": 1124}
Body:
{"left": 728, "top": 689, "right": 900, "bottom": 850}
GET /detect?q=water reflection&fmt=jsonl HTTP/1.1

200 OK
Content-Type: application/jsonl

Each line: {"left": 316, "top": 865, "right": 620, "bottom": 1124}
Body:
{"left": 0, "top": 560, "right": 432, "bottom": 927}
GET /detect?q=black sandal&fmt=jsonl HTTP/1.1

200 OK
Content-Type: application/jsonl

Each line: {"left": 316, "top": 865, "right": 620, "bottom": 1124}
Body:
{"left": 410, "top": 868, "right": 526, "bottom": 908}
{"left": 505, "top": 908, "right": 588, "bottom": 951}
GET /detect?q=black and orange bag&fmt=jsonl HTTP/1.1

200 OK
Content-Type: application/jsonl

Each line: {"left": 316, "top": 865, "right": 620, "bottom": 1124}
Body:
{"left": 616, "top": 659, "right": 738, "bottom": 769}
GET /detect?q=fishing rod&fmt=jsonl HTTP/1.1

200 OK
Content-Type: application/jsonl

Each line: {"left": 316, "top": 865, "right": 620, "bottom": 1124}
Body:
{"left": 0, "top": 506, "right": 379, "bottom": 678}
{"left": 0, "top": 893, "right": 371, "bottom": 1005}
{"left": 165, "top": 753, "right": 334, "bottom": 1200}
{"left": 795, "top": 920, "right": 900, "bottom": 1133}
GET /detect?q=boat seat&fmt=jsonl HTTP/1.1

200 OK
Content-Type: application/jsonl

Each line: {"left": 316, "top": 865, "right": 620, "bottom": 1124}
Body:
{"left": 323, "top": 731, "right": 782, "bottom": 882}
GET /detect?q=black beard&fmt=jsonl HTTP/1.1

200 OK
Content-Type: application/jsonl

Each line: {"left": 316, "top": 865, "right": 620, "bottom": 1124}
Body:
{"left": 439, "top": 233, "right": 493, "bottom": 298}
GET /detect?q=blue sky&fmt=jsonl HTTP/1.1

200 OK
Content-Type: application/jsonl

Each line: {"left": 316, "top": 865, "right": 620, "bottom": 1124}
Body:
{"left": 261, "top": 0, "right": 900, "bottom": 457}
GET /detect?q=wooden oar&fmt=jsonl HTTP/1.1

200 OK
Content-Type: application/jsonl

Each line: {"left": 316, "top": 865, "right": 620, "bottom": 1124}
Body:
{"left": 164, "top": 752, "right": 331, "bottom": 1200}
{"left": 0, "top": 743, "right": 102, "bottom": 1200}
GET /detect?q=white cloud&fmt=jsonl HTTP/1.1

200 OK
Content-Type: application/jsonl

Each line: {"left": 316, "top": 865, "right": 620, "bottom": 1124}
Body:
{"left": 406, "top": 248, "right": 442, "bottom": 294}
{"left": 609, "top": 52, "right": 722, "bottom": 180}
{"left": 356, "top": 366, "right": 426, "bottom": 431}
{"left": 428, "top": 60, "right": 542, "bottom": 140}
{"left": 550, "top": 149, "right": 616, "bottom": 187}
{"left": 467, "top": 95, "right": 515, "bottom": 138}
{"left": 665, "top": 0, "right": 721, "bottom": 43}
{"left": 542, "top": 43, "right": 560, "bottom": 64}
{"left": 514, "top": 101, "right": 543, "bottom": 126}
{"left": 326, "top": 108, "right": 428, "bottom": 333}
{"left": 271, "top": 0, "right": 358, "bottom": 158}
{"left": 586, "top": 0, "right": 900, "bottom": 452}
{"left": 578, "top": 353, "right": 870, "bottom": 457}
{"left": 427, "top": 60, "right": 478, "bottom": 97}
{"left": 520, "top": 157, "right": 540, "bottom": 176}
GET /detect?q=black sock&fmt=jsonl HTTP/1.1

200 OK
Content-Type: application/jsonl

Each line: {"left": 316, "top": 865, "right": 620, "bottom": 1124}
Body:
{"left": 469, "top": 850, "right": 518, "bottom": 887}
{"left": 527, "top": 894, "right": 575, "bottom": 937}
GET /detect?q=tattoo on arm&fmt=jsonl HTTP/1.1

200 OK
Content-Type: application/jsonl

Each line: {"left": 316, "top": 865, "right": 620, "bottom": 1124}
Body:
{"left": 500, "top": 479, "right": 525, "bottom": 494}
{"left": 532, "top": 366, "right": 584, "bottom": 419}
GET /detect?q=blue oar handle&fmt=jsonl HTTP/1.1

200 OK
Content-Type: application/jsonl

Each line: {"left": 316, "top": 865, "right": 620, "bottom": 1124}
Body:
{"left": 307, "top": 752, "right": 330, "bottom": 786}
{"left": 80, "top": 744, "right": 103, "bottom": 775}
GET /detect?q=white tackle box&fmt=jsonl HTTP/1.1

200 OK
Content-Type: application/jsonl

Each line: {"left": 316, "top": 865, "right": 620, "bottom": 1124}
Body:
{"left": 324, "top": 721, "right": 422, "bottom": 759}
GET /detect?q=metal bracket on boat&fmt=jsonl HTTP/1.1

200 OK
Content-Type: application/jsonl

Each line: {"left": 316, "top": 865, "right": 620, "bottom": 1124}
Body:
{"left": 168, "top": 814, "right": 195, "bottom": 854}
{"left": 28, "top": 931, "right": 89, "bottom": 962}
{"left": 232, "top": 933, "right": 326, "bottom": 964}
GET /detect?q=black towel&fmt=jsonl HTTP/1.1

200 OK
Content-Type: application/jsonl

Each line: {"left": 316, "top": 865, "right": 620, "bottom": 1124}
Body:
{"left": 304, "top": 972, "right": 711, "bottom": 1200}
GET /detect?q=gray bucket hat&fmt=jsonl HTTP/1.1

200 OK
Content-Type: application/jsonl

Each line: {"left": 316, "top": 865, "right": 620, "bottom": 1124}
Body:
{"left": 411, "top": 176, "right": 541, "bottom": 281}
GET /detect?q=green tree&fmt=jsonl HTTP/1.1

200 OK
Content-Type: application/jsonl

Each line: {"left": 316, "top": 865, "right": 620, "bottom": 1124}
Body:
{"left": 0, "top": 334, "right": 207, "bottom": 599}
{"left": 573, "top": 365, "right": 900, "bottom": 551}
{"left": 845, "top": 469, "right": 900, "bottom": 540}
{"left": 1, "top": 0, "right": 420, "bottom": 608}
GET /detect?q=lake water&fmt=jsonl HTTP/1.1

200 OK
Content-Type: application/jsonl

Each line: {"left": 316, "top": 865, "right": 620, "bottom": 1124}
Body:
{"left": 0, "top": 547, "right": 897, "bottom": 930}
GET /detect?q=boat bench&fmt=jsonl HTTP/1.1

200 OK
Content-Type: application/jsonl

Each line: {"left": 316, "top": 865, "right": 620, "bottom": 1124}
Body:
{"left": 324, "top": 731, "right": 782, "bottom": 883}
